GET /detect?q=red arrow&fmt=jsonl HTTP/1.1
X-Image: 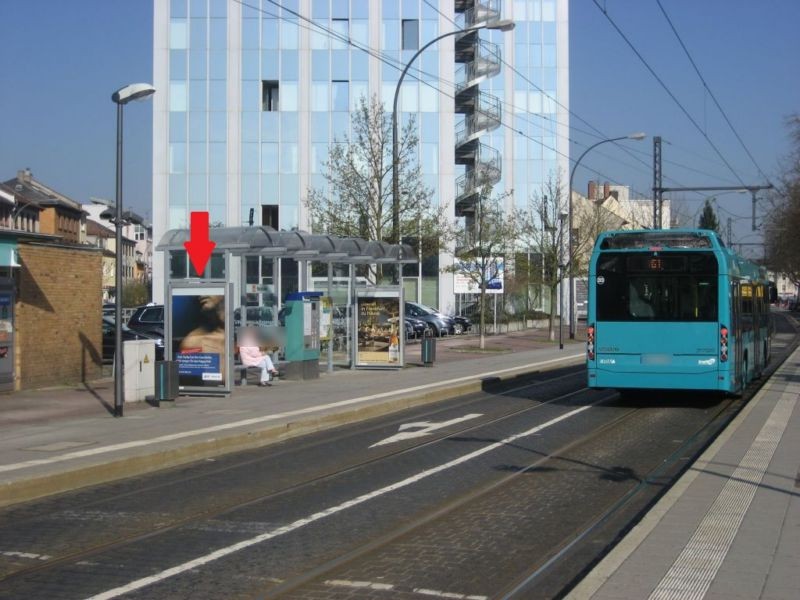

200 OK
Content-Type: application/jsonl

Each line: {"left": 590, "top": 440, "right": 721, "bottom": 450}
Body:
{"left": 184, "top": 212, "right": 216, "bottom": 274}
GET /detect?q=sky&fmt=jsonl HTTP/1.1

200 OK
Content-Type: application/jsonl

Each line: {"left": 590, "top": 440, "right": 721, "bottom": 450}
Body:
{"left": 0, "top": 0, "right": 797, "bottom": 258}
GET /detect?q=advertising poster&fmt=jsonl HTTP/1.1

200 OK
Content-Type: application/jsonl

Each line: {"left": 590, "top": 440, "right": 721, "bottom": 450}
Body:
{"left": 319, "top": 296, "right": 333, "bottom": 342}
{"left": 453, "top": 257, "right": 504, "bottom": 294}
{"left": 171, "top": 286, "right": 227, "bottom": 389}
{"left": 356, "top": 291, "right": 401, "bottom": 367}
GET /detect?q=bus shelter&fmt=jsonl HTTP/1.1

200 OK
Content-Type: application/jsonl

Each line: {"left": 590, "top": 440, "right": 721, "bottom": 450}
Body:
{"left": 156, "top": 226, "right": 415, "bottom": 395}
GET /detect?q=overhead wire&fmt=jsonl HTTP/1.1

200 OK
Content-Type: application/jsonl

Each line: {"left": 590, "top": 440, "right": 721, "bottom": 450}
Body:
{"left": 654, "top": 0, "right": 772, "bottom": 185}
{"left": 591, "top": 0, "right": 748, "bottom": 188}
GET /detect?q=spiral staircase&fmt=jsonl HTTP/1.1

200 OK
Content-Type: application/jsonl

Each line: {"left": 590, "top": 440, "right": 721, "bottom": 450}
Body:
{"left": 453, "top": 0, "right": 505, "bottom": 220}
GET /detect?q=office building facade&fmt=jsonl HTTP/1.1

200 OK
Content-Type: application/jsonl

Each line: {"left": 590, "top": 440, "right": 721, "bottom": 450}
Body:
{"left": 153, "top": 0, "right": 569, "bottom": 311}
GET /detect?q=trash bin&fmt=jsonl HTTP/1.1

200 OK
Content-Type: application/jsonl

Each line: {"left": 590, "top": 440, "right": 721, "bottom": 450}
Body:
{"left": 155, "top": 360, "right": 179, "bottom": 402}
{"left": 421, "top": 336, "right": 436, "bottom": 366}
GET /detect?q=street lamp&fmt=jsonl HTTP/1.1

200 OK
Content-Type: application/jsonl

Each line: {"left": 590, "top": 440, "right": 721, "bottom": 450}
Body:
{"left": 111, "top": 83, "right": 155, "bottom": 418}
{"left": 558, "top": 210, "right": 568, "bottom": 350}
{"left": 391, "top": 19, "right": 515, "bottom": 252}
{"left": 567, "top": 132, "right": 646, "bottom": 339}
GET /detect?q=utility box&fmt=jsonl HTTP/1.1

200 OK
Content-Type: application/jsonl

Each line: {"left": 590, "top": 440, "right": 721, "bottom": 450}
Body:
{"left": 284, "top": 291, "right": 322, "bottom": 380}
{"left": 123, "top": 340, "right": 156, "bottom": 402}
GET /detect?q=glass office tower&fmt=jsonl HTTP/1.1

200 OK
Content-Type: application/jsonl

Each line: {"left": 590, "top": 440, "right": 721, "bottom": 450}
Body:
{"left": 152, "top": 0, "right": 568, "bottom": 311}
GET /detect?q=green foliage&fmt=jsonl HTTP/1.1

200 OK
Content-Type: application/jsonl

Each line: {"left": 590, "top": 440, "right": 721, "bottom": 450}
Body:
{"left": 121, "top": 281, "right": 150, "bottom": 308}
{"left": 698, "top": 199, "right": 721, "bottom": 232}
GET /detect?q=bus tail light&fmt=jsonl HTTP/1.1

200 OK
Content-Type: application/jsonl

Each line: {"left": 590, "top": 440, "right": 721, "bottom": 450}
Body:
{"left": 720, "top": 325, "right": 728, "bottom": 362}
{"left": 587, "top": 325, "right": 595, "bottom": 360}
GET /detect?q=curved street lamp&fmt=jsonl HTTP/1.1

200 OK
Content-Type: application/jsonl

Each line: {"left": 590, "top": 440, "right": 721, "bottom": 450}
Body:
{"left": 112, "top": 83, "right": 155, "bottom": 418}
{"left": 567, "top": 132, "right": 646, "bottom": 339}
{"left": 391, "top": 18, "right": 515, "bottom": 255}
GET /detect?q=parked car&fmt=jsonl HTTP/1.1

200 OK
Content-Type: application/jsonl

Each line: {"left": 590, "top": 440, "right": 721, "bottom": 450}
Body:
{"left": 102, "top": 316, "right": 164, "bottom": 362}
{"left": 126, "top": 304, "right": 164, "bottom": 337}
{"left": 451, "top": 314, "right": 472, "bottom": 335}
{"left": 102, "top": 303, "right": 116, "bottom": 317}
{"left": 404, "top": 301, "right": 456, "bottom": 336}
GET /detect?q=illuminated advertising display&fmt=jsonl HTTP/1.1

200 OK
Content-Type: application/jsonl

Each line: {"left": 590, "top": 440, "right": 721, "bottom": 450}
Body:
{"left": 355, "top": 290, "right": 402, "bottom": 368}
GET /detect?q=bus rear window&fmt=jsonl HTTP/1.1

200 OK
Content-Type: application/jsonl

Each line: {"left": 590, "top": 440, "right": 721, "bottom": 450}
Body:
{"left": 596, "top": 252, "right": 718, "bottom": 322}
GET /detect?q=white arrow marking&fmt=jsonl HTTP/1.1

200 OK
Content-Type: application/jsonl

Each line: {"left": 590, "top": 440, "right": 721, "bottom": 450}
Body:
{"left": 370, "top": 414, "right": 483, "bottom": 448}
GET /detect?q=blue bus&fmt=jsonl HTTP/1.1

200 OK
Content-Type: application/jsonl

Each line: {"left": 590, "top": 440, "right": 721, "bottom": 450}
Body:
{"left": 587, "top": 229, "right": 771, "bottom": 394}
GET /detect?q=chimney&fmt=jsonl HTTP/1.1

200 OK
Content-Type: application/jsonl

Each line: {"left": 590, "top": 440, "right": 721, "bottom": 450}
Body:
{"left": 603, "top": 182, "right": 610, "bottom": 199}
{"left": 17, "top": 168, "right": 32, "bottom": 184}
{"left": 588, "top": 181, "right": 597, "bottom": 201}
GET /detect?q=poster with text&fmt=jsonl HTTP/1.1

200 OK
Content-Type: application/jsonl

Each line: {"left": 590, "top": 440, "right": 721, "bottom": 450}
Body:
{"left": 355, "top": 291, "right": 401, "bottom": 367}
{"left": 171, "top": 286, "right": 227, "bottom": 389}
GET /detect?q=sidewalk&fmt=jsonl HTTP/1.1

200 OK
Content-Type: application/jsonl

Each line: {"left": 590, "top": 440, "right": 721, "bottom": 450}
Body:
{"left": 569, "top": 344, "right": 800, "bottom": 600}
{"left": 0, "top": 326, "right": 585, "bottom": 508}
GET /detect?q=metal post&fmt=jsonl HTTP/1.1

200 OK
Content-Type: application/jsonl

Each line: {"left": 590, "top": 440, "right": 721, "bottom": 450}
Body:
{"left": 114, "top": 101, "right": 124, "bottom": 418}
{"left": 327, "top": 262, "right": 333, "bottom": 373}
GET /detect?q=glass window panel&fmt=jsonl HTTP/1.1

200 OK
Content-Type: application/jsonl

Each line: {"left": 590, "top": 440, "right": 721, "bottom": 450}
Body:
{"left": 331, "top": 111, "right": 349, "bottom": 139}
{"left": 312, "top": 143, "right": 328, "bottom": 173}
{"left": 530, "top": 138, "right": 543, "bottom": 159}
{"left": 281, "top": 50, "right": 298, "bottom": 80}
{"left": 189, "top": 174, "right": 207, "bottom": 207}
{"left": 209, "top": 0, "right": 226, "bottom": 18}
{"left": 171, "top": 0, "right": 187, "bottom": 19}
{"left": 281, "top": 206, "right": 299, "bottom": 230}
{"left": 281, "top": 175, "right": 300, "bottom": 205}
{"left": 208, "top": 81, "right": 227, "bottom": 110}
{"left": 530, "top": 22, "right": 542, "bottom": 44}
{"left": 351, "top": 50, "right": 368, "bottom": 80}
{"left": 331, "top": 18, "right": 348, "bottom": 50}
{"left": 281, "top": 111, "right": 298, "bottom": 141}
{"left": 543, "top": 44, "right": 556, "bottom": 67}
{"left": 281, "top": 143, "right": 298, "bottom": 173}
{"left": 312, "top": 0, "right": 328, "bottom": 19}
{"left": 421, "top": 19, "right": 437, "bottom": 40}
{"left": 513, "top": 0, "right": 527, "bottom": 20}
{"left": 311, "top": 82, "right": 329, "bottom": 111}
{"left": 422, "top": 143, "right": 437, "bottom": 174}
{"left": 513, "top": 135, "right": 527, "bottom": 160}
{"left": 258, "top": 50, "right": 277, "bottom": 79}
{"left": 331, "top": 50, "right": 349, "bottom": 79}
{"left": 383, "top": 20, "right": 399, "bottom": 50}
{"left": 170, "top": 111, "right": 187, "bottom": 141}
{"left": 420, "top": 84, "right": 437, "bottom": 112}
{"left": 170, "top": 81, "right": 187, "bottom": 111}
{"left": 209, "top": 203, "right": 226, "bottom": 226}
{"left": 189, "top": 143, "right": 207, "bottom": 172}
{"left": 542, "top": 93, "right": 556, "bottom": 114}
{"left": 209, "top": 17, "right": 226, "bottom": 48}
{"left": 262, "top": 18, "right": 279, "bottom": 49}
{"left": 542, "top": 0, "right": 556, "bottom": 21}
{"left": 420, "top": 51, "right": 438, "bottom": 80}
{"left": 190, "top": 18, "right": 207, "bottom": 49}
{"left": 259, "top": 175, "right": 278, "bottom": 202}
{"left": 189, "top": 49, "right": 207, "bottom": 79}
{"left": 241, "top": 174, "right": 259, "bottom": 205}
{"left": 189, "top": 79, "right": 207, "bottom": 110}
{"left": 403, "top": 0, "right": 419, "bottom": 18}
{"left": 281, "top": 21, "right": 299, "bottom": 49}
{"left": 311, "top": 112, "right": 329, "bottom": 142}
{"left": 312, "top": 50, "right": 329, "bottom": 81}
{"left": 401, "top": 82, "right": 418, "bottom": 112}
{"left": 420, "top": 112, "right": 438, "bottom": 139}
{"left": 170, "top": 49, "right": 187, "bottom": 80}
{"left": 209, "top": 111, "right": 226, "bottom": 141}
{"left": 382, "top": 0, "right": 399, "bottom": 19}
{"left": 241, "top": 142, "right": 259, "bottom": 173}
{"left": 241, "top": 0, "right": 260, "bottom": 18}
{"left": 543, "top": 68, "right": 557, "bottom": 90}
{"left": 169, "top": 206, "right": 188, "bottom": 231}
{"left": 528, "top": 91, "right": 542, "bottom": 113}
{"left": 282, "top": 82, "right": 298, "bottom": 110}
{"left": 351, "top": 0, "right": 369, "bottom": 19}
{"left": 332, "top": 0, "right": 348, "bottom": 18}
{"left": 543, "top": 22, "right": 556, "bottom": 44}
{"left": 310, "top": 22, "right": 329, "bottom": 50}
{"left": 515, "top": 44, "right": 528, "bottom": 69}
{"left": 242, "top": 50, "right": 259, "bottom": 80}
{"left": 241, "top": 111, "right": 259, "bottom": 142}
{"left": 170, "top": 143, "right": 187, "bottom": 173}
{"left": 190, "top": 0, "right": 206, "bottom": 17}
{"left": 209, "top": 142, "right": 226, "bottom": 172}
{"left": 513, "top": 90, "right": 526, "bottom": 113}
{"left": 351, "top": 19, "right": 368, "bottom": 46}
{"left": 381, "top": 82, "right": 395, "bottom": 108}
{"left": 169, "top": 174, "right": 188, "bottom": 205}
{"left": 261, "top": 111, "right": 279, "bottom": 141}
{"left": 350, "top": 82, "right": 367, "bottom": 111}
{"left": 242, "top": 17, "right": 260, "bottom": 48}
{"left": 209, "top": 50, "right": 226, "bottom": 79}
{"left": 261, "top": 143, "right": 279, "bottom": 173}
{"left": 170, "top": 20, "right": 188, "bottom": 49}
{"left": 401, "top": 19, "right": 419, "bottom": 50}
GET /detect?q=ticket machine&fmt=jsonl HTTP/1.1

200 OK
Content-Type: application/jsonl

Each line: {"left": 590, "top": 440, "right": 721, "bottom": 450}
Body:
{"left": 283, "top": 291, "right": 321, "bottom": 379}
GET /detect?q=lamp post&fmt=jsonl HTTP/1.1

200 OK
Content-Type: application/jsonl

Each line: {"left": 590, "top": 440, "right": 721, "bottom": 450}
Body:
{"left": 391, "top": 19, "right": 514, "bottom": 251}
{"left": 558, "top": 210, "right": 568, "bottom": 350}
{"left": 111, "top": 83, "right": 155, "bottom": 418}
{"left": 567, "top": 132, "right": 646, "bottom": 339}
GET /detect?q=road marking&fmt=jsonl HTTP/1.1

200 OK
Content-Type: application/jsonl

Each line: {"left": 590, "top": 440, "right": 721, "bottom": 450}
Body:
{"left": 325, "top": 579, "right": 488, "bottom": 599}
{"left": 0, "top": 353, "right": 582, "bottom": 475}
{"left": 326, "top": 579, "right": 395, "bottom": 591}
{"left": 370, "top": 414, "right": 483, "bottom": 447}
{"left": 1, "top": 551, "right": 51, "bottom": 561}
{"left": 86, "top": 404, "right": 591, "bottom": 600}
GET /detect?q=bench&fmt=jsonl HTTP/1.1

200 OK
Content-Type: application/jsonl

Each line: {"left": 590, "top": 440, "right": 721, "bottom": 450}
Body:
{"left": 235, "top": 358, "right": 282, "bottom": 386}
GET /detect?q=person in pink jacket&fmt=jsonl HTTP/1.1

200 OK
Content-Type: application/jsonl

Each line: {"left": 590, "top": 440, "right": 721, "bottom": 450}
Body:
{"left": 238, "top": 328, "right": 279, "bottom": 386}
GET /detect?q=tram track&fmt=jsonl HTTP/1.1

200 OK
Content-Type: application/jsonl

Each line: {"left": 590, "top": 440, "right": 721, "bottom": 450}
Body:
{"left": 0, "top": 365, "right": 590, "bottom": 585}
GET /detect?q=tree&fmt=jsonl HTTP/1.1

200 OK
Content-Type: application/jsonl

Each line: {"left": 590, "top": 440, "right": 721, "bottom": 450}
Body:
{"left": 304, "top": 94, "right": 443, "bottom": 282}
{"left": 764, "top": 114, "right": 800, "bottom": 286}
{"left": 445, "top": 185, "right": 521, "bottom": 349}
{"left": 698, "top": 199, "right": 721, "bottom": 232}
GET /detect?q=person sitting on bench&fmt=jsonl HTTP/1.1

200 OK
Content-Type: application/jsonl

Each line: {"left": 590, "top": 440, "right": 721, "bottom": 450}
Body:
{"left": 238, "top": 327, "right": 279, "bottom": 387}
